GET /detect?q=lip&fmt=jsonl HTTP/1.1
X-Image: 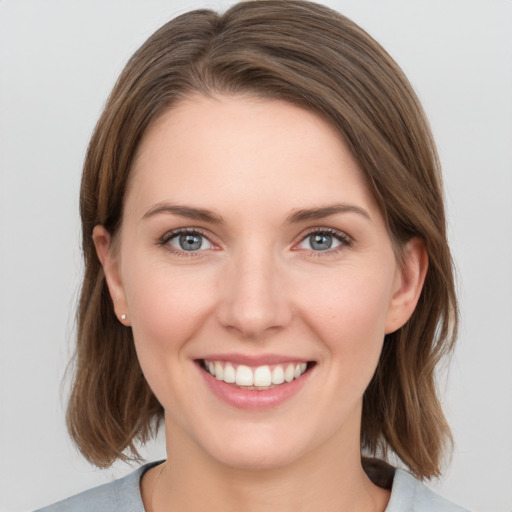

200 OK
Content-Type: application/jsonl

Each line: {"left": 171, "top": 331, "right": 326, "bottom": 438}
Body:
{"left": 196, "top": 356, "right": 314, "bottom": 411}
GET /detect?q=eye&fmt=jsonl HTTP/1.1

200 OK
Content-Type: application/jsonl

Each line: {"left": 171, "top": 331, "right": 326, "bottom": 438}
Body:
{"left": 165, "top": 230, "right": 213, "bottom": 252}
{"left": 297, "top": 229, "right": 350, "bottom": 252}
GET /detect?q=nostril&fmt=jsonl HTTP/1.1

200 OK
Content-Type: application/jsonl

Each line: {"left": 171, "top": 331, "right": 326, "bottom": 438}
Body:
{"left": 215, "top": 266, "right": 293, "bottom": 337}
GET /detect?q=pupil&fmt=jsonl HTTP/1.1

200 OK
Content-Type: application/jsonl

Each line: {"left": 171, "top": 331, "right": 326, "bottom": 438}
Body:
{"left": 310, "top": 233, "right": 332, "bottom": 251}
{"left": 179, "top": 233, "right": 202, "bottom": 251}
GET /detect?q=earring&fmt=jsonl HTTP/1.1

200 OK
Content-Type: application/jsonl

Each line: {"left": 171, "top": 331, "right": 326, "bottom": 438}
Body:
{"left": 121, "top": 314, "right": 127, "bottom": 320}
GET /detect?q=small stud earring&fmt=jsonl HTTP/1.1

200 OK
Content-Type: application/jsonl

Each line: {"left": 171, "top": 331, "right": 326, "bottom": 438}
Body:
{"left": 121, "top": 314, "right": 127, "bottom": 320}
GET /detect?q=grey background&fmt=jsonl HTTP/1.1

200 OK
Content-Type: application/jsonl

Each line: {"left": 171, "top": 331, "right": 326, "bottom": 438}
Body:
{"left": 1, "top": 1, "right": 511, "bottom": 511}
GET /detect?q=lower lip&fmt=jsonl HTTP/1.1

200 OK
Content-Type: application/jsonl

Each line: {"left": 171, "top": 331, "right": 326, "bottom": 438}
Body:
{"left": 198, "top": 363, "right": 312, "bottom": 411}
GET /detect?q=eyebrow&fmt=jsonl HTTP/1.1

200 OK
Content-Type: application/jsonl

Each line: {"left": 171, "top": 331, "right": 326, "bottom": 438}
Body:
{"left": 286, "top": 204, "right": 372, "bottom": 223}
{"left": 142, "top": 203, "right": 223, "bottom": 223}
{"left": 142, "top": 202, "right": 371, "bottom": 224}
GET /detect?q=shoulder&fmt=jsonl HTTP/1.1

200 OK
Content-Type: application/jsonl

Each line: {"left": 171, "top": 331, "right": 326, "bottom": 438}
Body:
{"left": 387, "top": 469, "right": 471, "bottom": 512}
{"left": 34, "top": 462, "right": 159, "bottom": 512}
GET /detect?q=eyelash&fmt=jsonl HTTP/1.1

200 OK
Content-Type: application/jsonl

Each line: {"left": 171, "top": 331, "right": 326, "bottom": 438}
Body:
{"left": 297, "top": 227, "right": 352, "bottom": 257}
{"left": 158, "top": 227, "right": 352, "bottom": 257}
{"left": 158, "top": 228, "right": 215, "bottom": 257}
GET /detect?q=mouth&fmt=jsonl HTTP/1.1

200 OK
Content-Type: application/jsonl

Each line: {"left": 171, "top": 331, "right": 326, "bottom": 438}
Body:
{"left": 197, "top": 359, "right": 315, "bottom": 390}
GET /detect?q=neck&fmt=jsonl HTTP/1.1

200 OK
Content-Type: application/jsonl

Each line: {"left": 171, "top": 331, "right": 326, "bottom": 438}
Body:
{"left": 143, "top": 423, "right": 390, "bottom": 512}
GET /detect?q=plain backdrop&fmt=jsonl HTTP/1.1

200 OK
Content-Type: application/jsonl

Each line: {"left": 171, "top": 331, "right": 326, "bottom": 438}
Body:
{"left": 1, "top": 1, "right": 511, "bottom": 511}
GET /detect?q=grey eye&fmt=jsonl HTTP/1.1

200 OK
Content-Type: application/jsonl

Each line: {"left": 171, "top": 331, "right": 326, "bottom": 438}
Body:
{"left": 169, "top": 232, "right": 212, "bottom": 252}
{"left": 309, "top": 233, "right": 333, "bottom": 251}
{"left": 298, "top": 232, "right": 343, "bottom": 251}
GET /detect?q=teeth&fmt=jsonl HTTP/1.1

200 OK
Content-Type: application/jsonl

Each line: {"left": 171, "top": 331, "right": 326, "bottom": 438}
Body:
{"left": 214, "top": 361, "right": 224, "bottom": 381}
{"left": 236, "top": 365, "right": 254, "bottom": 386}
{"left": 223, "top": 362, "right": 236, "bottom": 383}
{"left": 253, "top": 366, "right": 272, "bottom": 387}
{"left": 284, "top": 364, "right": 295, "bottom": 383}
{"left": 204, "top": 360, "right": 309, "bottom": 388}
{"left": 271, "top": 365, "right": 284, "bottom": 385}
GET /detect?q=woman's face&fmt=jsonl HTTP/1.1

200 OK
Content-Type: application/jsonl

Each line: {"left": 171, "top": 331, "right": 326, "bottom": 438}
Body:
{"left": 96, "top": 94, "right": 424, "bottom": 469}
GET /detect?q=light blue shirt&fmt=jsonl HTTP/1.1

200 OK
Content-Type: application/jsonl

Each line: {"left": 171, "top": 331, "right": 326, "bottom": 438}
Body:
{"left": 35, "top": 462, "right": 470, "bottom": 511}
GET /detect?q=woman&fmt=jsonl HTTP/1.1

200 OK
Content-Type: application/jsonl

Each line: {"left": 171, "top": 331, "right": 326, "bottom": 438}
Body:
{"left": 36, "top": 1, "right": 468, "bottom": 510}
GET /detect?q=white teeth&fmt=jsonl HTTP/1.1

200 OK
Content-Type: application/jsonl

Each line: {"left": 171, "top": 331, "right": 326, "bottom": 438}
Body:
{"left": 223, "top": 362, "right": 236, "bottom": 383}
{"left": 284, "top": 364, "right": 295, "bottom": 383}
{"left": 271, "top": 365, "right": 285, "bottom": 385}
{"left": 236, "top": 365, "right": 254, "bottom": 386}
{"left": 214, "top": 361, "right": 224, "bottom": 381}
{"left": 204, "top": 360, "right": 309, "bottom": 387}
{"left": 253, "top": 365, "right": 272, "bottom": 387}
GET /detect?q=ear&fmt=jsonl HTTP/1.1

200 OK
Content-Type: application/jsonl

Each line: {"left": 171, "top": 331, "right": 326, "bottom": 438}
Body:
{"left": 93, "top": 225, "right": 130, "bottom": 326}
{"left": 385, "top": 237, "right": 428, "bottom": 334}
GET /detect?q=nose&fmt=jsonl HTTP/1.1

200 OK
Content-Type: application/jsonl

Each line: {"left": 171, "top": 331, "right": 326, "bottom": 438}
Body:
{"left": 216, "top": 248, "right": 292, "bottom": 339}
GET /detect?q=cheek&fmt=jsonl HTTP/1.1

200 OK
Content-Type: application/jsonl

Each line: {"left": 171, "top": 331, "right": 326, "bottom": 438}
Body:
{"left": 122, "top": 260, "right": 216, "bottom": 398}
{"left": 125, "top": 255, "right": 215, "bottom": 331}
{"left": 298, "top": 266, "right": 394, "bottom": 368}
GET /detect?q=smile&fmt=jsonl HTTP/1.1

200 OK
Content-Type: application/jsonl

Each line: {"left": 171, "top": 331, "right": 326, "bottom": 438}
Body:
{"left": 201, "top": 359, "right": 309, "bottom": 389}
{"left": 196, "top": 356, "right": 315, "bottom": 410}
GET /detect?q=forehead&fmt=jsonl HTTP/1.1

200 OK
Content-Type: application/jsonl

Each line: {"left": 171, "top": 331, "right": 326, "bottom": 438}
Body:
{"left": 126, "top": 94, "right": 376, "bottom": 219}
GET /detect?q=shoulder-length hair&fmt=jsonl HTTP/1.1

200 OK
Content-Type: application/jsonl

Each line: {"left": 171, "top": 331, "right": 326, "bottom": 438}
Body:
{"left": 68, "top": 0, "right": 457, "bottom": 480}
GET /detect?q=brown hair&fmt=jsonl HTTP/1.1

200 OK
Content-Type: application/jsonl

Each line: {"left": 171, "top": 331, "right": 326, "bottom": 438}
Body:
{"left": 67, "top": 0, "right": 458, "bottom": 480}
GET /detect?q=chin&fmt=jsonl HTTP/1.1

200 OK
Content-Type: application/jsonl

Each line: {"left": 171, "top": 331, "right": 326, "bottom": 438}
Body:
{"left": 209, "top": 441, "right": 304, "bottom": 471}
{"left": 189, "top": 419, "right": 316, "bottom": 471}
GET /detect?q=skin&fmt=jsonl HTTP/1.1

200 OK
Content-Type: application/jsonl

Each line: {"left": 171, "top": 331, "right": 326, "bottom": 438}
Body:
{"left": 94, "top": 94, "right": 427, "bottom": 512}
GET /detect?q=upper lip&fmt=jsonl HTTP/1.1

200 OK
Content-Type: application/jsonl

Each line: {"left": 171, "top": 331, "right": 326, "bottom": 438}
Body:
{"left": 196, "top": 353, "right": 312, "bottom": 366}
